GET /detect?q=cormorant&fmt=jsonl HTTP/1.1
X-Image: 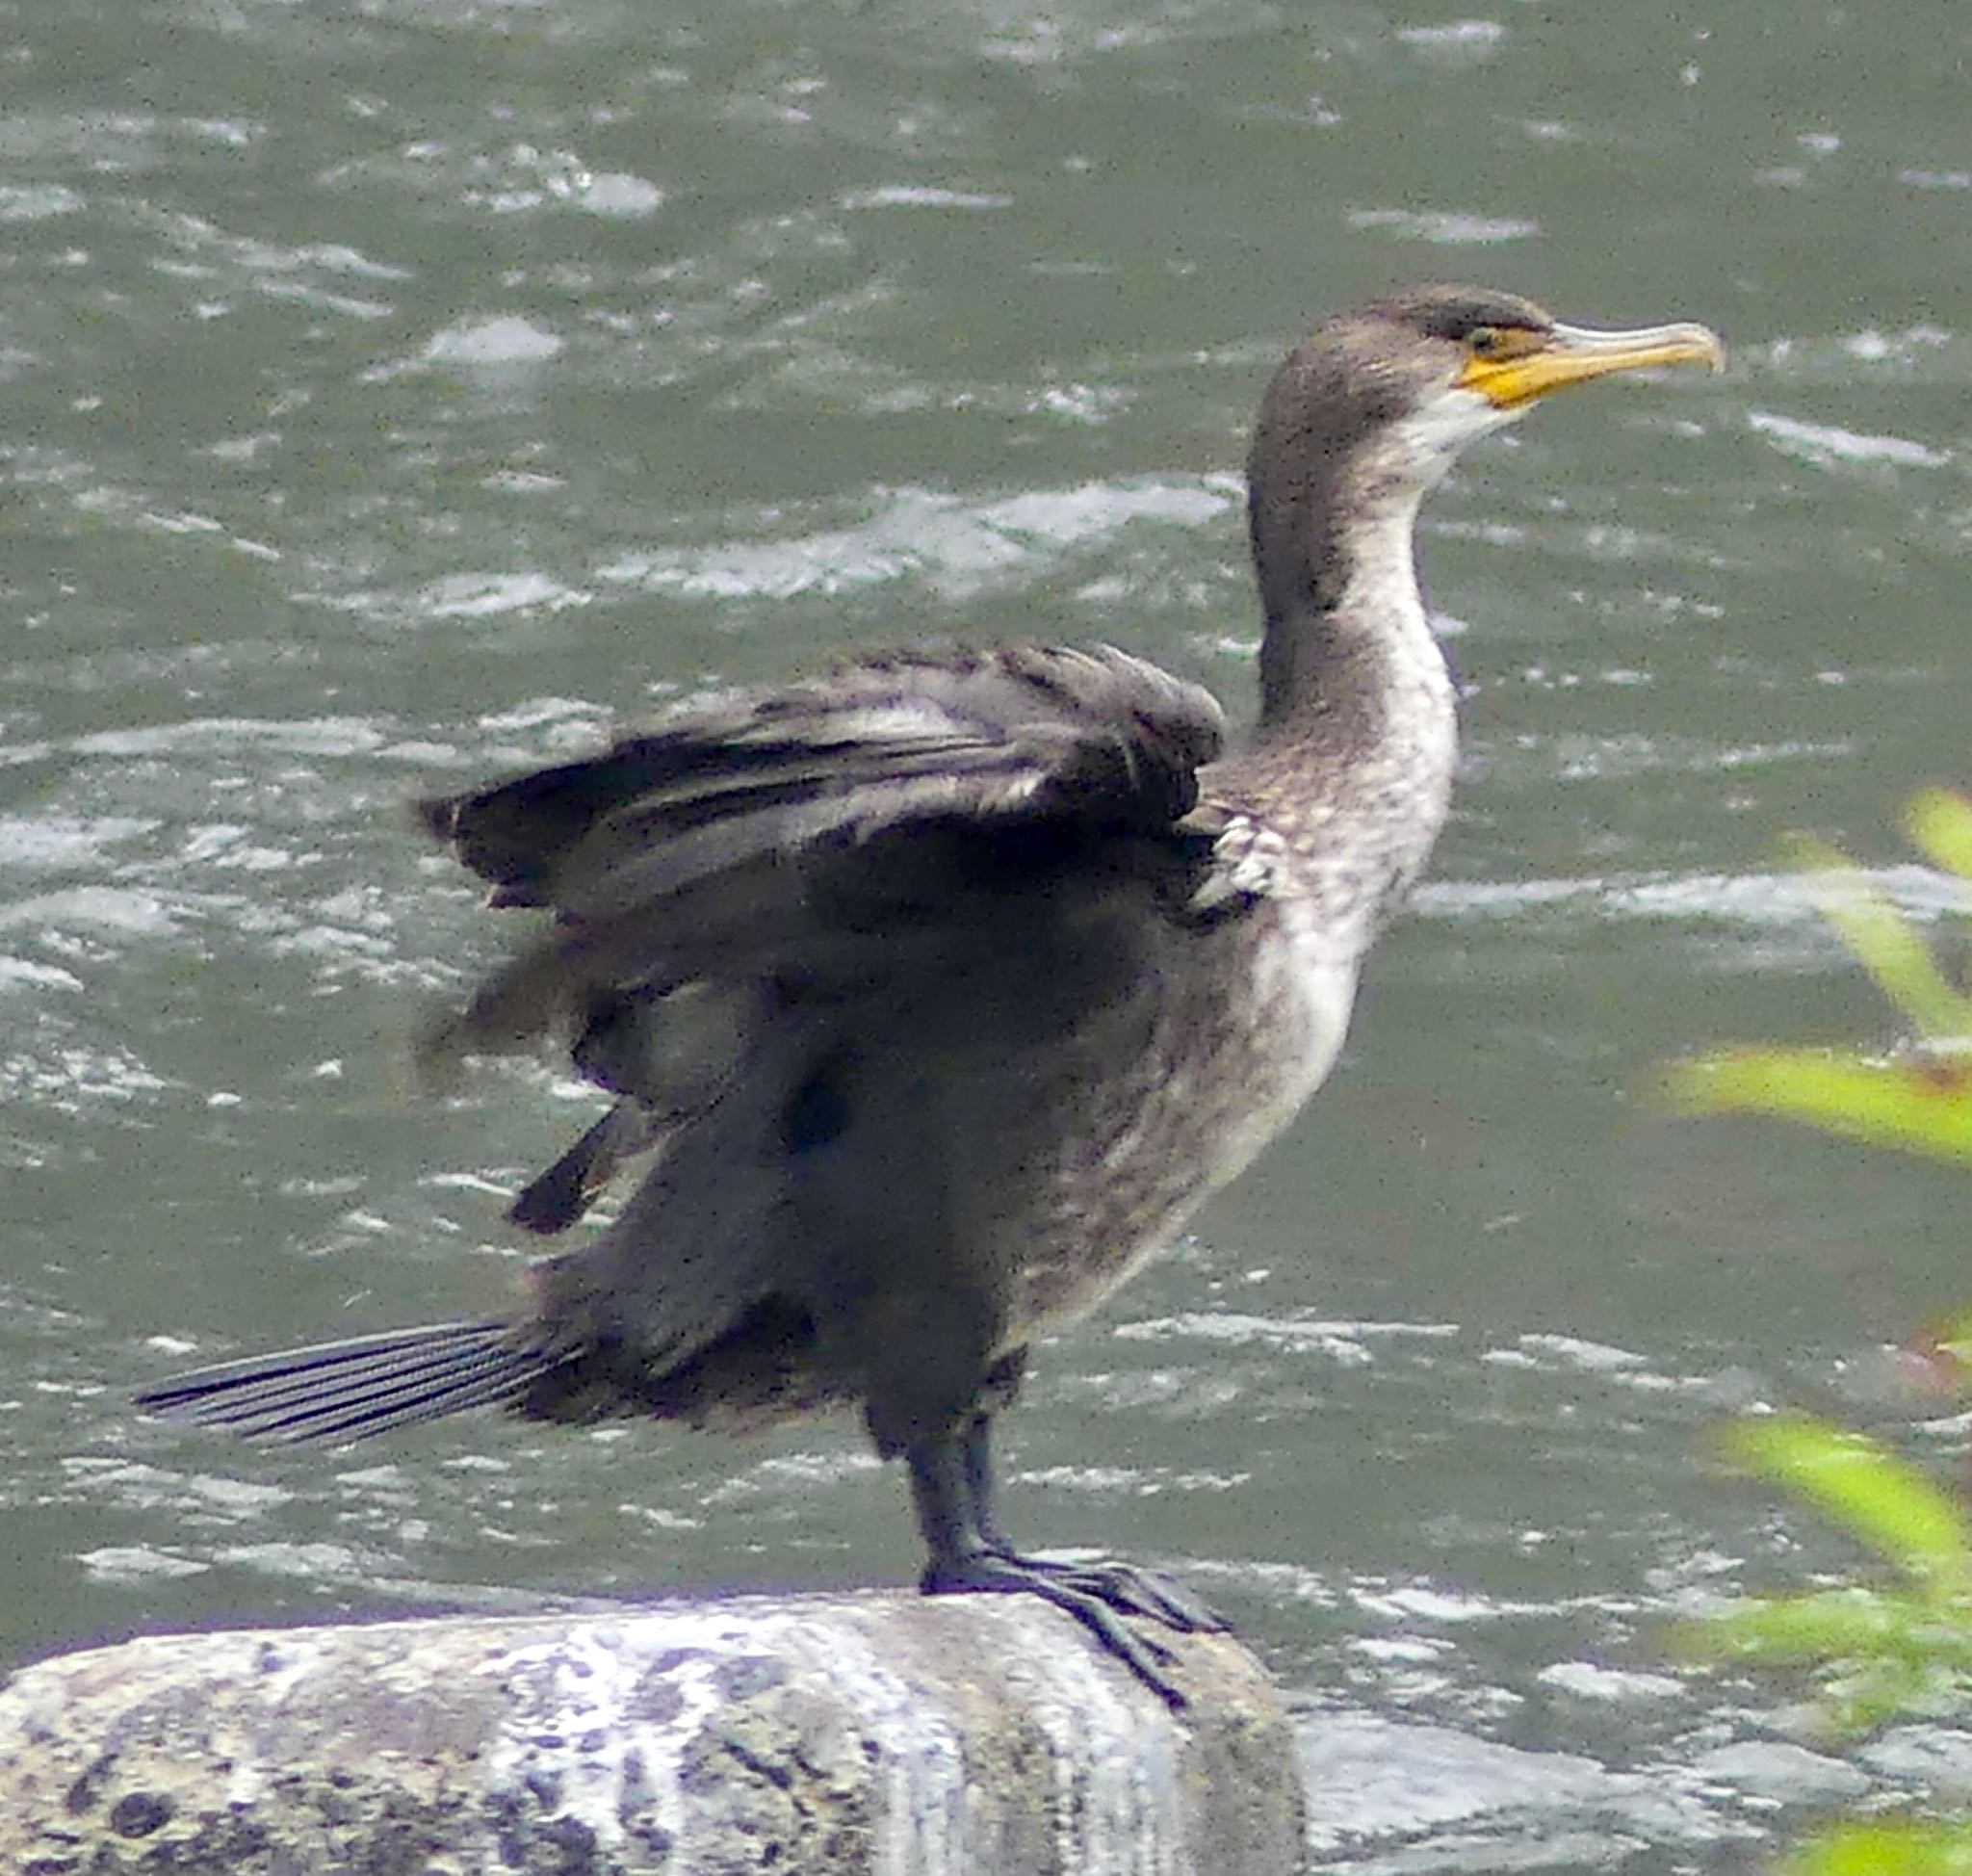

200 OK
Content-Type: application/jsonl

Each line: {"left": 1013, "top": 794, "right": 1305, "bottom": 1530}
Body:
{"left": 137, "top": 286, "right": 1724, "bottom": 1706}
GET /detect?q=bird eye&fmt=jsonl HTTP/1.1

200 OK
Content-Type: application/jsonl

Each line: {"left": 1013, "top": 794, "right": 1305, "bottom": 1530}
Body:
{"left": 1467, "top": 326, "right": 1505, "bottom": 357}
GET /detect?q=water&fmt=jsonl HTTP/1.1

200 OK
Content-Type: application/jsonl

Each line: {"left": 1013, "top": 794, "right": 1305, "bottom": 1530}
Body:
{"left": 8, "top": 1, "right": 1972, "bottom": 1865}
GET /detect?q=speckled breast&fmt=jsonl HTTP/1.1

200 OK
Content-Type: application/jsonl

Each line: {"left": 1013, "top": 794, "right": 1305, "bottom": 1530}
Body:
{"left": 1009, "top": 899, "right": 1362, "bottom": 1339}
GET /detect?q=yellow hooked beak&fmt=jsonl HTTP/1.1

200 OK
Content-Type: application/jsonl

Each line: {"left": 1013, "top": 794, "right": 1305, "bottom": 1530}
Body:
{"left": 1458, "top": 319, "right": 1726, "bottom": 408}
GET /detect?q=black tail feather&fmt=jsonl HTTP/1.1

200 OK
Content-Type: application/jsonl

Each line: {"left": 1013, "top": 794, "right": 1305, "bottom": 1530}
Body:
{"left": 136, "top": 1321, "right": 552, "bottom": 1445}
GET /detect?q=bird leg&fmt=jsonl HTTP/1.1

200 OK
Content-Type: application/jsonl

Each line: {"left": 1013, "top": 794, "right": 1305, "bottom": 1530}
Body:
{"left": 908, "top": 1412, "right": 1224, "bottom": 1709}
{"left": 957, "top": 1410, "right": 1228, "bottom": 1633}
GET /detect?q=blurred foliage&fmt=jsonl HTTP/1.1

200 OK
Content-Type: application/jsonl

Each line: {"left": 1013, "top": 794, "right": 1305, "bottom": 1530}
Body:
{"left": 1691, "top": 1417, "right": 1972, "bottom": 1736}
{"left": 1664, "top": 787, "right": 1972, "bottom": 1161}
{"left": 1783, "top": 1823, "right": 1972, "bottom": 1876}
{"left": 1790, "top": 1822, "right": 1972, "bottom": 1876}
{"left": 1672, "top": 790, "right": 1972, "bottom": 1872}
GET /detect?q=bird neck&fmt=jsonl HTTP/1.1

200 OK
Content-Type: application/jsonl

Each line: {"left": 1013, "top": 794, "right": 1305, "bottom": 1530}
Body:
{"left": 1252, "top": 482, "right": 1453, "bottom": 750}
{"left": 1234, "top": 475, "right": 1461, "bottom": 921}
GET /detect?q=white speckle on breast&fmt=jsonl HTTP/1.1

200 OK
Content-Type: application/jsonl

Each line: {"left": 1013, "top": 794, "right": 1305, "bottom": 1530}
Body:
{"left": 1216, "top": 904, "right": 1360, "bottom": 1185}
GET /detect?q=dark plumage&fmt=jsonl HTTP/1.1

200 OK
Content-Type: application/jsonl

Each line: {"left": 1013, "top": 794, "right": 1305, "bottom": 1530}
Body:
{"left": 138, "top": 286, "right": 1723, "bottom": 1705}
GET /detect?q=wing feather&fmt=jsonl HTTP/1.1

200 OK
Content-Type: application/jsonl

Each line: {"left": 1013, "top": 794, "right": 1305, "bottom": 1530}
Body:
{"left": 420, "top": 642, "right": 1225, "bottom": 1079}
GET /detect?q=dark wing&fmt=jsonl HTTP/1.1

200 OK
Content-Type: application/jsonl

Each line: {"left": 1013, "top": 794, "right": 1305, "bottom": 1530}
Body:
{"left": 424, "top": 641, "right": 1221, "bottom": 913}
{"left": 418, "top": 640, "right": 1224, "bottom": 1086}
{"left": 410, "top": 641, "right": 1226, "bottom": 1414}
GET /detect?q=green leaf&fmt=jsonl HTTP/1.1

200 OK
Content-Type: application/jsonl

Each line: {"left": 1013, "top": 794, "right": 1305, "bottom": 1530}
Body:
{"left": 1670, "top": 790, "right": 1972, "bottom": 1863}
{"left": 1783, "top": 833, "right": 1972, "bottom": 1041}
{"left": 1688, "top": 1586, "right": 1934, "bottom": 1664}
{"left": 1907, "top": 788, "right": 1972, "bottom": 883}
{"left": 1724, "top": 1418, "right": 1972, "bottom": 1589}
{"left": 1663, "top": 1049, "right": 1972, "bottom": 1163}
{"left": 1785, "top": 1819, "right": 1972, "bottom": 1876}
{"left": 1684, "top": 1591, "right": 1972, "bottom": 1737}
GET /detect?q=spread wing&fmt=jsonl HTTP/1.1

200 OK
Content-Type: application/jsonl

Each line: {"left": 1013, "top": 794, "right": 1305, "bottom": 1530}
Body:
{"left": 420, "top": 641, "right": 1225, "bottom": 1081}
{"left": 413, "top": 640, "right": 1227, "bottom": 1397}
{"left": 419, "top": 642, "right": 1227, "bottom": 1266}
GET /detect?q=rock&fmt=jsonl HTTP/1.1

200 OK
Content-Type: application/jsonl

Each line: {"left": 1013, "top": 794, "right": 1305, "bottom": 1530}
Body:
{"left": 0, "top": 1589, "right": 1302, "bottom": 1874}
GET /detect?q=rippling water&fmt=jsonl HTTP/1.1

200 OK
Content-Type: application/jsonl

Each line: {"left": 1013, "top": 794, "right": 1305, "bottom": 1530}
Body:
{"left": 8, "top": 1, "right": 1972, "bottom": 1866}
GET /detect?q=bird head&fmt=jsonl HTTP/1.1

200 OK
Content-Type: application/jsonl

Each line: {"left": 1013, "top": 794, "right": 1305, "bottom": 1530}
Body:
{"left": 1257, "top": 284, "right": 1726, "bottom": 503}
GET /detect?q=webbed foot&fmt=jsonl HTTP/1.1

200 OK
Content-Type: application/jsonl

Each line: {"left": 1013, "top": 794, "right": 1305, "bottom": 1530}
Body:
{"left": 908, "top": 1411, "right": 1231, "bottom": 1709}
{"left": 921, "top": 1548, "right": 1189, "bottom": 1708}
{"left": 977, "top": 1549, "right": 1228, "bottom": 1634}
